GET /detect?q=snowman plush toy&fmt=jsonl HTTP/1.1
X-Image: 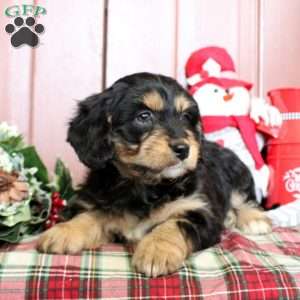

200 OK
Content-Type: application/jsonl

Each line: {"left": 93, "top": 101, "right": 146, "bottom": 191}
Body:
{"left": 185, "top": 46, "right": 282, "bottom": 202}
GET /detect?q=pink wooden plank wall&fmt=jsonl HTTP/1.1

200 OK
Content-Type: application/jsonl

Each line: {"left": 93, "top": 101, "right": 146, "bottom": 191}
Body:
{"left": 1, "top": 0, "right": 300, "bottom": 183}
{"left": 262, "top": 0, "right": 300, "bottom": 94}
{"left": 31, "top": 0, "right": 105, "bottom": 182}
{"left": 0, "top": 0, "right": 34, "bottom": 140}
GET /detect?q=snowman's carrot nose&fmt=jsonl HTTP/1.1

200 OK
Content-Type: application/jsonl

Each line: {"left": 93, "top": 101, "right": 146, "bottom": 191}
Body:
{"left": 223, "top": 93, "right": 234, "bottom": 101}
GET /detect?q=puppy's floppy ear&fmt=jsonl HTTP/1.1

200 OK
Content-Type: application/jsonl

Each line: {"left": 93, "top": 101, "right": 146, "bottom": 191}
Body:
{"left": 67, "top": 89, "right": 114, "bottom": 169}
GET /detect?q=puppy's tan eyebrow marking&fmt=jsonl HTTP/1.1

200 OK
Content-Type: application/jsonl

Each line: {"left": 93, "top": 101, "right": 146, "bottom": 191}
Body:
{"left": 143, "top": 91, "right": 164, "bottom": 111}
{"left": 175, "top": 95, "right": 192, "bottom": 112}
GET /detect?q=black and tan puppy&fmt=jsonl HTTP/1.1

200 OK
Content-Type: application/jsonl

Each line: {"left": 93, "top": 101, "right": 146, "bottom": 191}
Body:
{"left": 37, "top": 72, "right": 272, "bottom": 277}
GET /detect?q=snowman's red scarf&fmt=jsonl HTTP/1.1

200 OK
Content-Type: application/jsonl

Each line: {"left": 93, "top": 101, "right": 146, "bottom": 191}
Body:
{"left": 201, "top": 116, "right": 264, "bottom": 169}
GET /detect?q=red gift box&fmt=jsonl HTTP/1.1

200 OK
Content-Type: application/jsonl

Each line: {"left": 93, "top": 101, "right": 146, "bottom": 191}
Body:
{"left": 266, "top": 88, "right": 300, "bottom": 208}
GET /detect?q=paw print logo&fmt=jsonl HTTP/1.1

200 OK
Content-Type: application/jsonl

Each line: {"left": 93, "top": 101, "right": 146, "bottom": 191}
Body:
{"left": 5, "top": 17, "right": 44, "bottom": 48}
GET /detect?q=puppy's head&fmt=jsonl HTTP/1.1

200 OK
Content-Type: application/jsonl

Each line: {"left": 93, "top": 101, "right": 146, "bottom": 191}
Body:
{"left": 68, "top": 73, "right": 202, "bottom": 183}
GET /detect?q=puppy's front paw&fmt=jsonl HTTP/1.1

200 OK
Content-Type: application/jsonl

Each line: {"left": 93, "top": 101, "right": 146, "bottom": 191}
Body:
{"left": 132, "top": 235, "right": 185, "bottom": 277}
{"left": 237, "top": 209, "right": 272, "bottom": 235}
{"left": 37, "top": 223, "right": 90, "bottom": 254}
{"left": 37, "top": 211, "right": 105, "bottom": 254}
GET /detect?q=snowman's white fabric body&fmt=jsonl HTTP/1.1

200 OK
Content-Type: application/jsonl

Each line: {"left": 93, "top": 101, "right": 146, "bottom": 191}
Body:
{"left": 193, "top": 83, "right": 272, "bottom": 201}
{"left": 185, "top": 47, "right": 282, "bottom": 203}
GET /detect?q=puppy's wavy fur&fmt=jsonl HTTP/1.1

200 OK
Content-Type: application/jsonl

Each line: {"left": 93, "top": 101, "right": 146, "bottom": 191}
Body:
{"left": 37, "top": 73, "right": 271, "bottom": 277}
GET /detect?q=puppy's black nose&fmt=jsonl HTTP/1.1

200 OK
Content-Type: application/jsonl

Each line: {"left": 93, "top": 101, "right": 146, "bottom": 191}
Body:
{"left": 171, "top": 144, "right": 189, "bottom": 160}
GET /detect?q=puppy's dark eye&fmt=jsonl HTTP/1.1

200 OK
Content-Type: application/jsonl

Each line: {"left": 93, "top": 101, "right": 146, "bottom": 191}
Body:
{"left": 181, "top": 112, "right": 198, "bottom": 122}
{"left": 181, "top": 112, "right": 192, "bottom": 121}
{"left": 181, "top": 109, "right": 199, "bottom": 126}
{"left": 135, "top": 111, "right": 153, "bottom": 125}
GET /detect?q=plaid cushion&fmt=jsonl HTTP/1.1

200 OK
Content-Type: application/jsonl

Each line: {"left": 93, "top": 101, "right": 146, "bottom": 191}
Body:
{"left": 1, "top": 227, "right": 300, "bottom": 299}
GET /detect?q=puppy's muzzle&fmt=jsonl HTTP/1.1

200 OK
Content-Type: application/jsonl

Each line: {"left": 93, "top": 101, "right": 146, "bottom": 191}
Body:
{"left": 170, "top": 143, "right": 190, "bottom": 161}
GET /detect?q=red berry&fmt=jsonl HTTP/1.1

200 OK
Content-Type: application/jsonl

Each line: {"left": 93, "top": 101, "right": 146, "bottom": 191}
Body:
{"left": 52, "top": 197, "right": 60, "bottom": 206}
{"left": 53, "top": 198, "right": 65, "bottom": 208}
{"left": 51, "top": 207, "right": 58, "bottom": 214}
{"left": 52, "top": 192, "right": 60, "bottom": 199}
{"left": 45, "top": 220, "right": 52, "bottom": 229}
{"left": 50, "top": 214, "right": 59, "bottom": 221}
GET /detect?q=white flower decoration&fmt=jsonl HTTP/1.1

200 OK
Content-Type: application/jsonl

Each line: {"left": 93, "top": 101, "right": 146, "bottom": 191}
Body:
{"left": 0, "top": 122, "right": 19, "bottom": 142}
{"left": 0, "top": 147, "right": 13, "bottom": 173}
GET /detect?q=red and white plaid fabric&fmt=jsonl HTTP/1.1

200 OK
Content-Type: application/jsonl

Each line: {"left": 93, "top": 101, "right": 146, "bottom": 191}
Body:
{"left": 1, "top": 227, "right": 300, "bottom": 299}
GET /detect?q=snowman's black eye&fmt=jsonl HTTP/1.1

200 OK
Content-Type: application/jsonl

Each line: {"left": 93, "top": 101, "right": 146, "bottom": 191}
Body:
{"left": 214, "top": 89, "right": 218, "bottom": 93}
{"left": 225, "top": 89, "right": 230, "bottom": 93}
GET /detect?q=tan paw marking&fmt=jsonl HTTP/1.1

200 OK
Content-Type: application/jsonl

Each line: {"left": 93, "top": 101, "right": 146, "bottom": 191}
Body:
{"left": 132, "top": 221, "right": 188, "bottom": 277}
{"left": 37, "top": 223, "right": 87, "bottom": 254}
{"left": 36, "top": 212, "right": 104, "bottom": 254}
{"left": 237, "top": 208, "right": 272, "bottom": 235}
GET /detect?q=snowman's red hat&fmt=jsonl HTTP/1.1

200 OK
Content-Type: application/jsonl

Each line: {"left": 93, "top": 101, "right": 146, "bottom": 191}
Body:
{"left": 185, "top": 46, "right": 252, "bottom": 94}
